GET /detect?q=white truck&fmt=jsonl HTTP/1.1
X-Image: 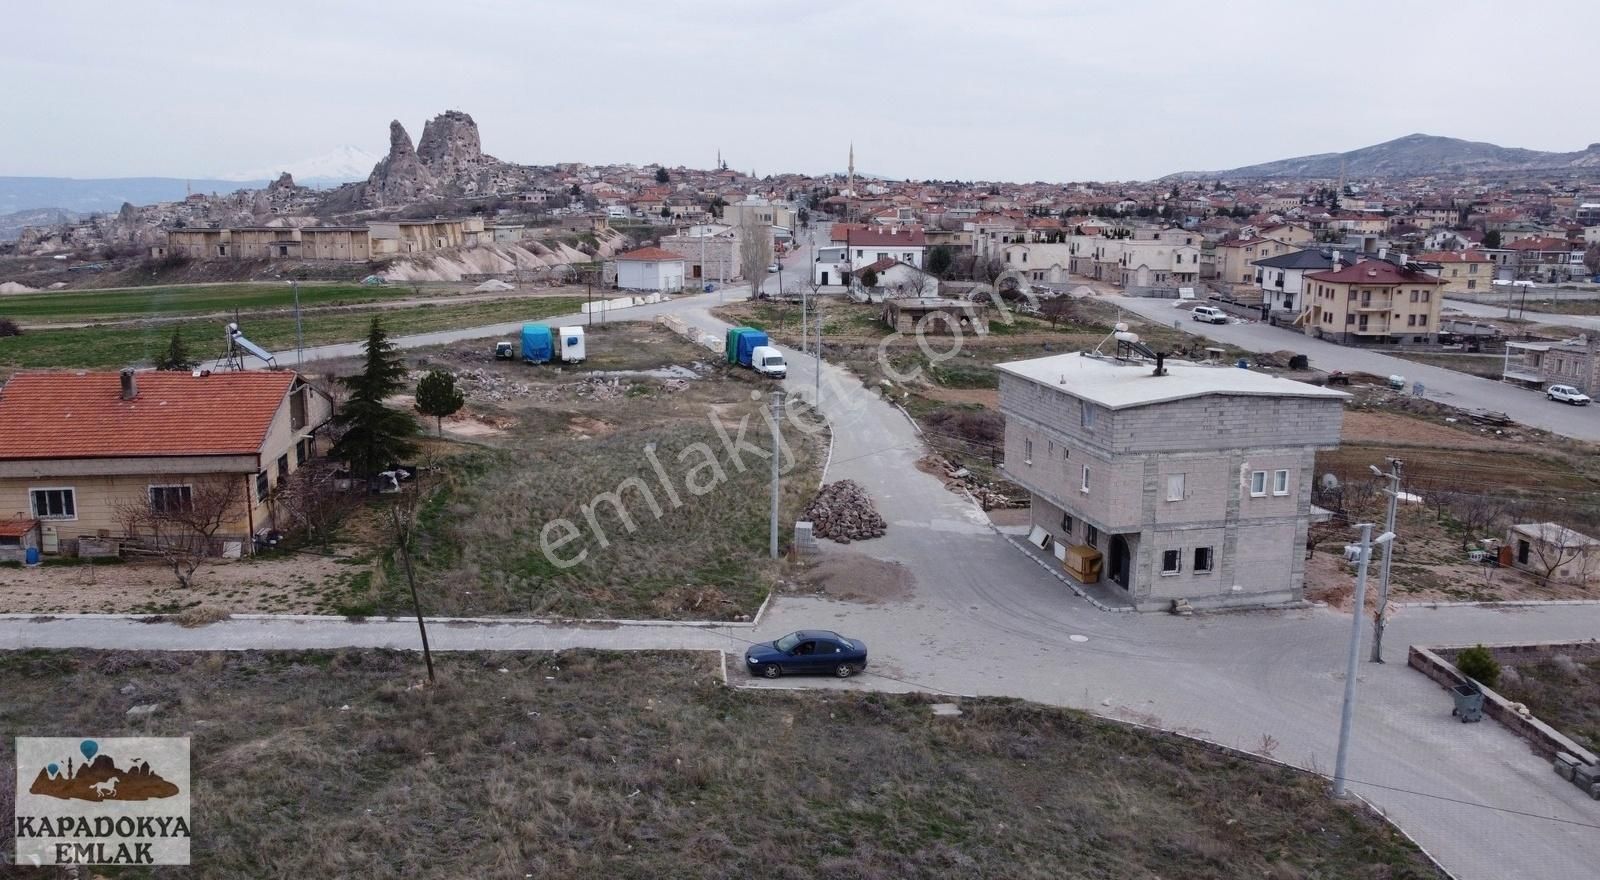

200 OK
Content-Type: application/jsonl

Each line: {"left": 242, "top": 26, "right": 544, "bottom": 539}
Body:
{"left": 750, "top": 345, "right": 787, "bottom": 379}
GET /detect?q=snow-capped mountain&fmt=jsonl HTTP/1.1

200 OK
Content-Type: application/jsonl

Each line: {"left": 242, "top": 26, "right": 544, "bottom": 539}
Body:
{"left": 223, "top": 145, "right": 380, "bottom": 185}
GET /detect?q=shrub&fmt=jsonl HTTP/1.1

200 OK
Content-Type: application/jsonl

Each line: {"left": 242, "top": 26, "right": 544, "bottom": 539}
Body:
{"left": 1455, "top": 645, "right": 1501, "bottom": 689}
{"left": 0, "top": 317, "right": 20, "bottom": 337}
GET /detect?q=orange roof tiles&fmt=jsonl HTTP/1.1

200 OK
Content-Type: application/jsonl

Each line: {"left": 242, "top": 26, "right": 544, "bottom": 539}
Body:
{"left": 0, "top": 371, "right": 296, "bottom": 460}
{"left": 615, "top": 246, "right": 688, "bottom": 261}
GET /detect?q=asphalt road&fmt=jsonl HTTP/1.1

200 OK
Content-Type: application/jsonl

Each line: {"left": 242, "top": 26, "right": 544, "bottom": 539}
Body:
{"left": 1108, "top": 294, "right": 1600, "bottom": 441}
{"left": 10, "top": 247, "right": 1598, "bottom": 877}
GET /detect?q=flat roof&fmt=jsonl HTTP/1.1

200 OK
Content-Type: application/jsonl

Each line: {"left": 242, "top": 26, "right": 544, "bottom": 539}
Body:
{"left": 997, "top": 352, "right": 1349, "bottom": 410}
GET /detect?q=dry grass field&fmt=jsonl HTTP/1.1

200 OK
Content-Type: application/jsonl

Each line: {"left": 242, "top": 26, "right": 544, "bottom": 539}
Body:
{"left": 0, "top": 649, "right": 1446, "bottom": 880}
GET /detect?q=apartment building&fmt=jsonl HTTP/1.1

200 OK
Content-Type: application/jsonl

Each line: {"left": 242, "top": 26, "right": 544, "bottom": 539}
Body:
{"left": 997, "top": 352, "right": 1346, "bottom": 611}
{"left": 1302, "top": 259, "right": 1446, "bottom": 344}
{"left": 1415, "top": 250, "right": 1492, "bottom": 293}
{"left": 1215, "top": 237, "right": 1298, "bottom": 286}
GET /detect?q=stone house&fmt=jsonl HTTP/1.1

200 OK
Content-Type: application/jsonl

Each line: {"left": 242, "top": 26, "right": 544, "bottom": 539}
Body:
{"left": 0, "top": 370, "right": 333, "bottom": 557}
{"left": 997, "top": 352, "right": 1346, "bottom": 611}
{"left": 1506, "top": 522, "right": 1599, "bottom": 586}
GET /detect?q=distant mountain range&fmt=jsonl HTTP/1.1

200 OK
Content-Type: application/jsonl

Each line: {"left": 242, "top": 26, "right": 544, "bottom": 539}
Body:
{"left": 222, "top": 145, "right": 380, "bottom": 185}
{"left": 0, "top": 176, "right": 268, "bottom": 216}
{"left": 1168, "top": 134, "right": 1600, "bottom": 180}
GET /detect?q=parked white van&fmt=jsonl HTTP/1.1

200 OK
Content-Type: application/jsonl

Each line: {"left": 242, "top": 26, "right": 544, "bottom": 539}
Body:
{"left": 751, "top": 345, "right": 787, "bottom": 378}
{"left": 1191, "top": 306, "right": 1228, "bottom": 324}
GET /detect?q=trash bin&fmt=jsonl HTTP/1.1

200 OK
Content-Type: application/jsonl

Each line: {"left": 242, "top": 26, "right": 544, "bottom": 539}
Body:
{"left": 1451, "top": 682, "right": 1485, "bottom": 723}
{"left": 24, "top": 546, "right": 40, "bottom": 566}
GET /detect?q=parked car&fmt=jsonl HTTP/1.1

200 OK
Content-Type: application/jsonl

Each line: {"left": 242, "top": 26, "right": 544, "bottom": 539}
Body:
{"left": 767, "top": 263, "right": 780, "bottom": 273}
{"left": 1191, "top": 305, "right": 1228, "bottom": 324}
{"left": 744, "top": 630, "right": 868, "bottom": 679}
{"left": 1546, "top": 384, "right": 1592, "bottom": 405}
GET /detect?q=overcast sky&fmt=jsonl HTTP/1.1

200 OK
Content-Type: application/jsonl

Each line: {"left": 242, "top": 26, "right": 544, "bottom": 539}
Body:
{"left": 5, "top": 0, "right": 1595, "bottom": 182}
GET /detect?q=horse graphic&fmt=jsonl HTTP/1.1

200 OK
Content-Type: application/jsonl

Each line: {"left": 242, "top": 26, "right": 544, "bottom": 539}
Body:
{"left": 91, "top": 776, "right": 119, "bottom": 798}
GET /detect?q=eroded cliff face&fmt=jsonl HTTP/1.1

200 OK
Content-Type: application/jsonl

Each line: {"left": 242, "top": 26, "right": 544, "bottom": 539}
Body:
{"left": 361, "top": 120, "right": 436, "bottom": 207}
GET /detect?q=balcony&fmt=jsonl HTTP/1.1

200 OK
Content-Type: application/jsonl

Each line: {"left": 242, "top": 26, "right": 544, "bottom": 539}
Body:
{"left": 1353, "top": 298, "right": 1394, "bottom": 312}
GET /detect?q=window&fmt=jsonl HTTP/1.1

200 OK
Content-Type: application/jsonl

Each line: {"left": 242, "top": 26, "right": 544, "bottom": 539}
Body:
{"left": 1193, "top": 546, "right": 1214, "bottom": 573}
{"left": 1249, "top": 470, "right": 1268, "bottom": 497}
{"left": 1273, "top": 469, "right": 1290, "bottom": 496}
{"left": 1418, "top": 314, "right": 1427, "bottom": 327}
{"left": 1084, "top": 524, "right": 1100, "bottom": 547}
{"left": 1023, "top": 438, "right": 1033, "bottom": 465}
{"left": 1161, "top": 549, "right": 1181, "bottom": 575}
{"left": 277, "top": 453, "right": 290, "bottom": 482}
{"left": 1407, "top": 314, "right": 1416, "bottom": 326}
{"left": 30, "top": 488, "right": 76, "bottom": 520}
{"left": 256, "top": 470, "right": 270, "bottom": 502}
{"left": 297, "top": 437, "right": 311, "bottom": 462}
{"left": 149, "top": 485, "right": 193, "bottom": 514}
{"left": 1061, "top": 513, "right": 1074, "bottom": 536}
{"left": 217, "top": 245, "right": 227, "bottom": 256}
{"left": 1081, "top": 465, "right": 1091, "bottom": 493}
{"left": 1421, "top": 290, "right": 1431, "bottom": 302}
{"left": 1081, "top": 403, "right": 1097, "bottom": 428}
{"left": 1166, "top": 473, "right": 1185, "bottom": 502}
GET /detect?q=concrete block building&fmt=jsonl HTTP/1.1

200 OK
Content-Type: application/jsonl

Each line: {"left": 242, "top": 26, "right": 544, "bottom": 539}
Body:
{"left": 997, "top": 352, "right": 1347, "bottom": 611}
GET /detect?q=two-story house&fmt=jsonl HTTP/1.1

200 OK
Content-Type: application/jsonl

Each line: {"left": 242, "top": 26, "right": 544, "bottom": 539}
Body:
{"left": 997, "top": 352, "right": 1347, "bottom": 611}
{"left": 0, "top": 370, "right": 333, "bottom": 557}
{"left": 1301, "top": 259, "right": 1447, "bottom": 344}
{"left": 1415, "top": 250, "right": 1491, "bottom": 293}
{"left": 1215, "top": 237, "right": 1297, "bottom": 287}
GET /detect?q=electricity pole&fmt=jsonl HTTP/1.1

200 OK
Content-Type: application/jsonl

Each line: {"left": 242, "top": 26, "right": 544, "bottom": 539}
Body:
{"left": 1369, "top": 458, "right": 1403, "bottom": 663}
{"left": 1334, "top": 522, "right": 1394, "bottom": 799}
{"left": 769, "top": 391, "right": 783, "bottom": 559}
{"left": 288, "top": 279, "right": 304, "bottom": 367}
{"left": 815, "top": 303, "right": 822, "bottom": 404}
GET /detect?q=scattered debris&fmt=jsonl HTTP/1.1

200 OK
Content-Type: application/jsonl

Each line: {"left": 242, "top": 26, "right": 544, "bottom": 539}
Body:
{"left": 802, "top": 480, "right": 887, "bottom": 543}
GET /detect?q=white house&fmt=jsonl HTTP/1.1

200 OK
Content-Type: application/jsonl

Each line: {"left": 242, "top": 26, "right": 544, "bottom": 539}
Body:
{"left": 613, "top": 246, "right": 687, "bottom": 292}
{"left": 832, "top": 225, "right": 927, "bottom": 271}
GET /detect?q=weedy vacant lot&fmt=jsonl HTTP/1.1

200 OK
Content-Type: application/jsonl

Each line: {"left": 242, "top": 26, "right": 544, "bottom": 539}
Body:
{"left": 0, "top": 649, "right": 1445, "bottom": 880}
{"left": 0, "top": 296, "right": 585, "bottom": 371}
{"left": 342, "top": 323, "right": 823, "bottom": 620}
{"left": 1490, "top": 644, "right": 1600, "bottom": 754}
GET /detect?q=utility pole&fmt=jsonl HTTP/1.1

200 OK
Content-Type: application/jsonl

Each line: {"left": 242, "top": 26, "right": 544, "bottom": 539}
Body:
{"left": 815, "top": 300, "right": 822, "bottom": 404}
{"left": 288, "top": 279, "right": 304, "bottom": 367}
{"left": 1369, "top": 458, "right": 1403, "bottom": 662}
{"left": 769, "top": 391, "right": 783, "bottom": 560}
{"left": 1333, "top": 522, "right": 1394, "bottom": 799}
{"left": 801, "top": 284, "right": 808, "bottom": 357}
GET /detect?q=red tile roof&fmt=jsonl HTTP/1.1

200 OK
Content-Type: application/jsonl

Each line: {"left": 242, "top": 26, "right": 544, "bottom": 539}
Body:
{"left": 1505, "top": 237, "right": 1572, "bottom": 252}
{"left": 0, "top": 371, "right": 297, "bottom": 460}
{"left": 1416, "top": 250, "right": 1490, "bottom": 263}
{"left": 615, "top": 246, "right": 688, "bottom": 262}
{"left": 1303, "top": 260, "right": 1445, "bottom": 285}
{"left": 0, "top": 517, "right": 38, "bottom": 538}
{"left": 830, "top": 224, "right": 927, "bottom": 247}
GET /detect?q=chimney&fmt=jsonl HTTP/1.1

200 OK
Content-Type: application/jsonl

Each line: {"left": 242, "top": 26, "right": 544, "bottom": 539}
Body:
{"left": 119, "top": 368, "right": 138, "bottom": 400}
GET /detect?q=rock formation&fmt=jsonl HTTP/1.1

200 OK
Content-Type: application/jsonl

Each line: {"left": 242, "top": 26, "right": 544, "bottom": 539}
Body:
{"left": 361, "top": 120, "right": 436, "bottom": 207}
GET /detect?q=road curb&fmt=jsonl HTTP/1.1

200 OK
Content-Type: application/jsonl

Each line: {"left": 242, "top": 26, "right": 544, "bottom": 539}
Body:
{"left": 1397, "top": 598, "right": 1600, "bottom": 609}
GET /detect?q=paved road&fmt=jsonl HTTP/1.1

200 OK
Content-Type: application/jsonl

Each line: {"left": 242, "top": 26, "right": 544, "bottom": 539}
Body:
{"left": 1446, "top": 296, "right": 1600, "bottom": 333}
{"left": 8, "top": 249, "right": 1599, "bottom": 878}
{"left": 1109, "top": 294, "right": 1600, "bottom": 441}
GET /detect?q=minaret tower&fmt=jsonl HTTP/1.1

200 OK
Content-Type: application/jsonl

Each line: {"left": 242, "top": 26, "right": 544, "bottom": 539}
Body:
{"left": 846, "top": 142, "right": 855, "bottom": 196}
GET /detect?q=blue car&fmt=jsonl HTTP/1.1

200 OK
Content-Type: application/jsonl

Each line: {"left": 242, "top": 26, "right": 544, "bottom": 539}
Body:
{"left": 744, "top": 630, "right": 868, "bottom": 679}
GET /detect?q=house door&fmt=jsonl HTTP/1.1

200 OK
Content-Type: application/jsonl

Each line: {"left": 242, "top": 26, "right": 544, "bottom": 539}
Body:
{"left": 1517, "top": 539, "right": 1530, "bottom": 565}
{"left": 820, "top": 271, "right": 830, "bottom": 286}
{"left": 692, "top": 264, "right": 702, "bottom": 279}
{"left": 1109, "top": 535, "right": 1131, "bottom": 590}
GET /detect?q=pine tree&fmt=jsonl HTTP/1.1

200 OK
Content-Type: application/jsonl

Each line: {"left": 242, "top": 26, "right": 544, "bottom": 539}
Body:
{"left": 414, "top": 369, "right": 465, "bottom": 437}
{"left": 655, "top": 166, "right": 670, "bottom": 184}
{"left": 331, "top": 318, "right": 418, "bottom": 477}
{"left": 154, "top": 327, "right": 196, "bottom": 371}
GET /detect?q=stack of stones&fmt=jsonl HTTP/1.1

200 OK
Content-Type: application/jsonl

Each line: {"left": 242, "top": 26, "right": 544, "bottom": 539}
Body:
{"left": 802, "top": 480, "right": 887, "bottom": 543}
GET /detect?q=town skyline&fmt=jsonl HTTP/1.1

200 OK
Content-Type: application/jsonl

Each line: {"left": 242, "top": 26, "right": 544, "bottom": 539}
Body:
{"left": 5, "top": 0, "right": 1596, "bottom": 182}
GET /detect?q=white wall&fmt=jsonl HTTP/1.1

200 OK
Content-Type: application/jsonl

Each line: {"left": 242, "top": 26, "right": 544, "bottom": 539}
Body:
{"left": 616, "top": 259, "right": 684, "bottom": 292}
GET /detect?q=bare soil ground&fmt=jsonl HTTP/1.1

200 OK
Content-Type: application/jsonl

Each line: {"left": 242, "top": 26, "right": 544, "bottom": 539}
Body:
{"left": 0, "top": 551, "right": 367, "bottom": 615}
{"left": 784, "top": 550, "right": 914, "bottom": 603}
{"left": 0, "top": 649, "right": 1446, "bottom": 879}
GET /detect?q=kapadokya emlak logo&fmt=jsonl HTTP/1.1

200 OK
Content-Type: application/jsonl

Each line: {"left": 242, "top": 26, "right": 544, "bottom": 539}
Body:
{"left": 28, "top": 739, "right": 180, "bottom": 802}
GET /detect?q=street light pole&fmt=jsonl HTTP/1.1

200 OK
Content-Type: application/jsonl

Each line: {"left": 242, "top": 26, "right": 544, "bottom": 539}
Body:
{"left": 1333, "top": 523, "right": 1394, "bottom": 799}
{"left": 769, "top": 391, "right": 783, "bottom": 560}
{"left": 1369, "top": 458, "right": 1403, "bottom": 663}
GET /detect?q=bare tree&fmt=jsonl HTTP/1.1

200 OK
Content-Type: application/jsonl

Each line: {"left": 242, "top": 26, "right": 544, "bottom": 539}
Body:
{"left": 117, "top": 477, "right": 245, "bottom": 588}
{"left": 1447, "top": 492, "right": 1509, "bottom": 551}
{"left": 739, "top": 217, "right": 773, "bottom": 300}
{"left": 272, "top": 459, "right": 357, "bottom": 547}
{"left": 1520, "top": 523, "right": 1596, "bottom": 588}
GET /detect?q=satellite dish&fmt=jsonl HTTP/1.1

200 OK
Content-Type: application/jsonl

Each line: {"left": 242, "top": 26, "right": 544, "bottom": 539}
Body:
{"left": 1321, "top": 473, "right": 1341, "bottom": 491}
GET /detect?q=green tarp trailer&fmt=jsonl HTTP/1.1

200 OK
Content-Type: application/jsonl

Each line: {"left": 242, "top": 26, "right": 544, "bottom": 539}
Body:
{"left": 726, "top": 327, "right": 760, "bottom": 364}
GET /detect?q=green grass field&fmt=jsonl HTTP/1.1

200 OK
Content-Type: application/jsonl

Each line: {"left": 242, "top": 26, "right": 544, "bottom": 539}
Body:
{"left": 0, "top": 282, "right": 412, "bottom": 322}
{"left": 0, "top": 298, "right": 585, "bottom": 370}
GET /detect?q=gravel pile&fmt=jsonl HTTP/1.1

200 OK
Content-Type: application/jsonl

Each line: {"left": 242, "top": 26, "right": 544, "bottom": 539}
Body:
{"left": 802, "top": 480, "right": 887, "bottom": 543}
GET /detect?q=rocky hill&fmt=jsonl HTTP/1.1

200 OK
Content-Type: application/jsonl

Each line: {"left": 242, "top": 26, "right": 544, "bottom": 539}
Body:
{"left": 1168, "top": 133, "right": 1600, "bottom": 180}
{"left": 322, "top": 111, "right": 525, "bottom": 210}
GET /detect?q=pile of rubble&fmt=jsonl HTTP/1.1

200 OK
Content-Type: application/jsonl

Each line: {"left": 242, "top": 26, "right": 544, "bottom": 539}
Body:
{"left": 802, "top": 480, "right": 886, "bottom": 543}
{"left": 918, "top": 453, "right": 1022, "bottom": 509}
{"left": 409, "top": 368, "right": 538, "bottom": 403}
